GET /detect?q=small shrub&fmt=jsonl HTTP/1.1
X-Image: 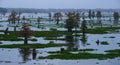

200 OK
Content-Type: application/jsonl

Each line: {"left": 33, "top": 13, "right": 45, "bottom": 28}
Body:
{"left": 109, "top": 36, "right": 115, "bottom": 38}
{"left": 48, "top": 41, "right": 54, "bottom": 44}
{"left": 0, "top": 42, "right": 2, "bottom": 44}
{"left": 29, "top": 39, "right": 37, "bottom": 41}
{"left": 50, "top": 28, "right": 57, "bottom": 31}
{"left": 117, "top": 43, "right": 120, "bottom": 44}
{"left": 101, "top": 41, "right": 109, "bottom": 45}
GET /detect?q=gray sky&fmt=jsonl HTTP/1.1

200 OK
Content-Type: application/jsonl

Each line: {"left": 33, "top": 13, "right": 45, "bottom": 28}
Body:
{"left": 0, "top": 0, "right": 120, "bottom": 9}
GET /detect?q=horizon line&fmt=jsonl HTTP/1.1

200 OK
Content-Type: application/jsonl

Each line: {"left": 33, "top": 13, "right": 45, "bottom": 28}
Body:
{"left": 1, "top": 7, "right": 120, "bottom": 10}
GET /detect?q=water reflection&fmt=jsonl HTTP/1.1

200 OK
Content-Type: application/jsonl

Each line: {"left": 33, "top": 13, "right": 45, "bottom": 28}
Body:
{"left": 32, "top": 48, "right": 37, "bottom": 60}
{"left": 65, "top": 34, "right": 88, "bottom": 50}
{"left": 80, "top": 34, "right": 87, "bottom": 47}
{"left": 65, "top": 35, "right": 74, "bottom": 50}
{"left": 114, "top": 20, "right": 119, "bottom": 26}
{"left": 89, "top": 19, "right": 94, "bottom": 28}
{"left": 19, "top": 48, "right": 37, "bottom": 62}
{"left": 65, "top": 35, "right": 80, "bottom": 50}
{"left": 19, "top": 48, "right": 31, "bottom": 62}
{"left": 74, "top": 37, "right": 80, "bottom": 49}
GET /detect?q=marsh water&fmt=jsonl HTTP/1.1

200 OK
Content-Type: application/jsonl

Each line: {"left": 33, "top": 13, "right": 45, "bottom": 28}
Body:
{"left": 0, "top": 13, "right": 120, "bottom": 65}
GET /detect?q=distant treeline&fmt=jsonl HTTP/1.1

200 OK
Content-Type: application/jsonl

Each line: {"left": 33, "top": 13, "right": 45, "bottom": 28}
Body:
{"left": 0, "top": 7, "right": 7, "bottom": 13}
{"left": 0, "top": 7, "right": 120, "bottom": 13}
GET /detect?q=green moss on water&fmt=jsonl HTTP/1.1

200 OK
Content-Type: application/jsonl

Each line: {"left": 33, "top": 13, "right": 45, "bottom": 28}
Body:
{"left": 0, "top": 34, "right": 23, "bottom": 41}
{"left": 41, "top": 52, "right": 119, "bottom": 60}
{"left": 0, "top": 38, "right": 23, "bottom": 41}
{"left": 105, "top": 49, "right": 120, "bottom": 54}
{"left": 33, "top": 31, "right": 73, "bottom": 37}
{"left": 86, "top": 28, "right": 107, "bottom": 34}
{"left": 41, "top": 49, "right": 120, "bottom": 60}
{"left": 79, "top": 49, "right": 97, "bottom": 51}
{"left": 0, "top": 26, "right": 119, "bottom": 42}
{"left": 0, "top": 31, "right": 71, "bottom": 41}
{"left": 44, "top": 37, "right": 65, "bottom": 40}
{"left": 1, "top": 27, "right": 120, "bottom": 38}
{"left": 48, "top": 41, "right": 54, "bottom": 44}
{"left": 28, "top": 38, "right": 37, "bottom": 41}
{"left": 48, "top": 49, "right": 97, "bottom": 54}
{"left": 1, "top": 30, "right": 70, "bottom": 37}
{"left": 0, "top": 43, "right": 67, "bottom": 48}
{"left": 86, "top": 27, "right": 120, "bottom": 34}
{"left": 0, "top": 34, "right": 37, "bottom": 41}
{"left": 50, "top": 28, "right": 57, "bottom": 31}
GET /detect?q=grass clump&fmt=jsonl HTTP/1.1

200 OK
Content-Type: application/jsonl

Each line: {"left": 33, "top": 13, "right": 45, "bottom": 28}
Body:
{"left": 79, "top": 49, "right": 97, "bottom": 51}
{"left": 48, "top": 41, "right": 54, "bottom": 44}
{"left": 117, "top": 43, "right": 120, "bottom": 44}
{"left": 101, "top": 41, "right": 109, "bottom": 45}
{"left": 104, "top": 36, "right": 115, "bottom": 38}
{"left": 109, "top": 36, "right": 115, "bottom": 38}
{"left": 28, "top": 38, "right": 37, "bottom": 41}
{"left": 50, "top": 28, "right": 57, "bottom": 31}
{"left": 0, "top": 42, "right": 2, "bottom": 44}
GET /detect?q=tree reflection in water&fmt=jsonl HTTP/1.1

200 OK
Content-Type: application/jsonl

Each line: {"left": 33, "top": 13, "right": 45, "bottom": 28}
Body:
{"left": 65, "top": 35, "right": 79, "bottom": 50}
{"left": 19, "top": 48, "right": 31, "bottom": 62}
{"left": 19, "top": 48, "right": 37, "bottom": 62}
{"left": 113, "top": 11, "right": 119, "bottom": 26}
{"left": 32, "top": 48, "right": 37, "bottom": 60}
{"left": 80, "top": 34, "right": 87, "bottom": 47}
{"left": 114, "top": 20, "right": 119, "bottom": 26}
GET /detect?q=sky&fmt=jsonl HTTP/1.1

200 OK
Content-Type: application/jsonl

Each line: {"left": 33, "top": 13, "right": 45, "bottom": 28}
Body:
{"left": 0, "top": 0, "right": 120, "bottom": 9}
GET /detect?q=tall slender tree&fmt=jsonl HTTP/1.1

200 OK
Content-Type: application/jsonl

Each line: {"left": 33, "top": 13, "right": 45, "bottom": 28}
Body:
{"left": 22, "top": 16, "right": 26, "bottom": 23}
{"left": 16, "top": 16, "right": 20, "bottom": 24}
{"left": 19, "top": 23, "right": 32, "bottom": 44}
{"left": 81, "top": 19, "right": 87, "bottom": 35}
{"left": 65, "top": 12, "right": 75, "bottom": 32}
{"left": 88, "top": 10, "right": 92, "bottom": 19}
{"left": 74, "top": 12, "right": 80, "bottom": 33}
{"left": 9, "top": 10, "right": 17, "bottom": 24}
{"left": 48, "top": 12, "right": 52, "bottom": 21}
{"left": 96, "top": 11, "right": 102, "bottom": 27}
{"left": 113, "top": 11, "right": 119, "bottom": 25}
{"left": 92, "top": 11, "right": 95, "bottom": 19}
{"left": 96, "top": 11, "right": 102, "bottom": 22}
{"left": 53, "top": 12, "right": 62, "bottom": 24}
{"left": 113, "top": 11, "right": 119, "bottom": 20}
{"left": 65, "top": 12, "right": 79, "bottom": 32}
{"left": 37, "top": 17, "right": 41, "bottom": 28}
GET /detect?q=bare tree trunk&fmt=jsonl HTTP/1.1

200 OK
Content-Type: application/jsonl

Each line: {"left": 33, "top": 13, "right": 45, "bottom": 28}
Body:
{"left": 38, "top": 22, "right": 40, "bottom": 28}
{"left": 24, "top": 36, "right": 28, "bottom": 44}
{"left": 68, "top": 28, "right": 72, "bottom": 32}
